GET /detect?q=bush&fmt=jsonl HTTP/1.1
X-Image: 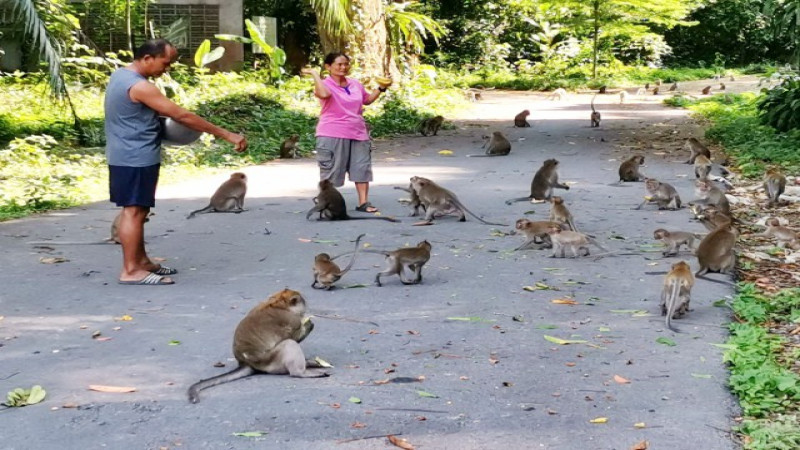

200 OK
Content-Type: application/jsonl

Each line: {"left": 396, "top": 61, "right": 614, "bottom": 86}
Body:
{"left": 757, "top": 77, "right": 800, "bottom": 132}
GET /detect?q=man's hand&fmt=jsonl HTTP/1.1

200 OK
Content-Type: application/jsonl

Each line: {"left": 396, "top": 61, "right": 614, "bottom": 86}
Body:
{"left": 227, "top": 133, "right": 247, "bottom": 153}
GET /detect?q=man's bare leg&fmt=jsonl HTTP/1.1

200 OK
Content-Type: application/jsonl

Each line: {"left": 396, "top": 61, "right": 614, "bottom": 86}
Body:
{"left": 118, "top": 206, "right": 172, "bottom": 283}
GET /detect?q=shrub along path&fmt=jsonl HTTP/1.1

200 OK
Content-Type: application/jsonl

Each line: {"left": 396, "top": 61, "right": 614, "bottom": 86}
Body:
{"left": 0, "top": 88, "right": 743, "bottom": 449}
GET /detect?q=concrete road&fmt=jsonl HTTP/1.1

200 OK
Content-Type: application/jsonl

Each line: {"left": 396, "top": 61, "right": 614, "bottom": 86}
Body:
{"left": 0, "top": 89, "right": 740, "bottom": 449}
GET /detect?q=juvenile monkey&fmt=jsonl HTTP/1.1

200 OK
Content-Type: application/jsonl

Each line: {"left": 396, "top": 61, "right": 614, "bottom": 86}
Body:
{"left": 547, "top": 227, "right": 607, "bottom": 258}
{"left": 652, "top": 86, "right": 660, "bottom": 95}
{"left": 590, "top": 95, "right": 601, "bottom": 127}
{"left": 549, "top": 196, "right": 578, "bottom": 232}
{"left": 618, "top": 155, "right": 645, "bottom": 182}
{"left": 763, "top": 168, "right": 786, "bottom": 207}
{"left": 661, "top": 261, "right": 695, "bottom": 332}
{"left": 514, "top": 110, "right": 531, "bottom": 127}
{"left": 692, "top": 205, "right": 733, "bottom": 232}
{"left": 505, "top": 159, "right": 569, "bottom": 204}
{"left": 306, "top": 179, "right": 398, "bottom": 222}
{"left": 549, "top": 88, "right": 567, "bottom": 101}
{"left": 619, "top": 90, "right": 628, "bottom": 104}
{"left": 598, "top": 85, "right": 607, "bottom": 94}
{"left": 690, "top": 179, "right": 731, "bottom": 216}
{"left": 187, "top": 289, "right": 329, "bottom": 403}
{"left": 394, "top": 183, "right": 425, "bottom": 217}
{"left": 694, "top": 154, "right": 712, "bottom": 179}
{"left": 511, "top": 218, "right": 564, "bottom": 250}
{"left": 418, "top": 116, "right": 444, "bottom": 137}
{"left": 409, "top": 176, "right": 506, "bottom": 226}
{"left": 684, "top": 137, "right": 711, "bottom": 164}
{"left": 701, "top": 85, "right": 712, "bottom": 95}
{"left": 279, "top": 134, "right": 300, "bottom": 159}
{"left": 695, "top": 214, "right": 736, "bottom": 279}
{"left": 636, "top": 178, "right": 681, "bottom": 210}
{"left": 312, "top": 234, "right": 365, "bottom": 290}
{"left": 653, "top": 229, "right": 701, "bottom": 256}
{"left": 758, "top": 218, "right": 800, "bottom": 249}
{"left": 468, "top": 131, "right": 511, "bottom": 157}
{"left": 337, "top": 241, "right": 432, "bottom": 286}
{"left": 720, "top": 83, "right": 726, "bottom": 91}
{"left": 669, "top": 82, "right": 678, "bottom": 92}
{"left": 187, "top": 172, "right": 248, "bottom": 219}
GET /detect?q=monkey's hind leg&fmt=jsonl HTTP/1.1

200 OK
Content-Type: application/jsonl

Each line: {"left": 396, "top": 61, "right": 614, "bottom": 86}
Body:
{"left": 265, "top": 340, "right": 330, "bottom": 378}
{"left": 399, "top": 264, "right": 423, "bottom": 285}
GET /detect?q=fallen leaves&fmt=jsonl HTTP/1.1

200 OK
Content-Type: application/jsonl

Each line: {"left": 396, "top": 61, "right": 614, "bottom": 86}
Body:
{"left": 613, "top": 375, "right": 631, "bottom": 384}
{"left": 551, "top": 298, "right": 579, "bottom": 305}
{"left": 232, "top": 431, "right": 268, "bottom": 438}
{"left": 656, "top": 337, "right": 677, "bottom": 347}
{"left": 631, "top": 440, "right": 649, "bottom": 450}
{"left": 437, "top": 150, "right": 454, "bottom": 156}
{"left": 4, "top": 385, "right": 46, "bottom": 407}
{"left": 351, "top": 422, "right": 367, "bottom": 429}
{"left": 388, "top": 435, "right": 415, "bottom": 449}
{"left": 39, "top": 257, "right": 68, "bottom": 264}
{"left": 88, "top": 385, "right": 136, "bottom": 393}
{"left": 589, "top": 417, "right": 608, "bottom": 424}
{"left": 543, "top": 335, "right": 588, "bottom": 345}
{"left": 416, "top": 390, "right": 439, "bottom": 398}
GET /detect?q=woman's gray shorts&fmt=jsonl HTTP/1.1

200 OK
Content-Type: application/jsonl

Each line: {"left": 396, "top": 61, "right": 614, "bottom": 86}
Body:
{"left": 315, "top": 136, "right": 373, "bottom": 187}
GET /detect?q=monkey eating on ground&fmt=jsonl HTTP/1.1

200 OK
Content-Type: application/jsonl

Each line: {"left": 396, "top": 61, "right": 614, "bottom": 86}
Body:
{"left": 661, "top": 260, "right": 695, "bottom": 332}
{"left": 590, "top": 95, "right": 601, "bottom": 127}
{"left": 549, "top": 196, "right": 578, "bottom": 232}
{"left": 187, "top": 289, "right": 329, "bottom": 403}
{"left": 763, "top": 168, "right": 786, "bottom": 207}
{"left": 409, "top": 176, "right": 507, "bottom": 226}
{"left": 187, "top": 172, "right": 248, "bottom": 219}
{"left": 695, "top": 214, "right": 736, "bottom": 280}
{"left": 336, "top": 240, "right": 432, "bottom": 287}
{"left": 468, "top": 131, "right": 511, "bottom": 157}
{"left": 701, "top": 85, "right": 712, "bottom": 95}
{"left": 689, "top": 179, "right": 731, "bottom": 216}
{"left": 418, "top": 115, "right": 444, "bottom": 137}
{"left": 505, "top": 159, "right": 570, "bottom": 204}
{"left": 635, "top": 178, "right": 682, "bottom": 210}
{"left": 312, "top": 234, "right": 365, "bottom": 290}
{"left": 511, "top": 218, "right": 564, "bottom": 250}
{"left": 694, "top": 154, "right": 712, "bottom": 179}
{"left": 306, "top": 179, "right": 398, "bottom": 222}
{"left": 514, "top": 110, "right": 531, "bottom": 127}
{"left": 279, "top": 134, "right": 300, "bottom": 159}
{"left": 618, "top": 155, "right": 645, "bottom": 182}
{"left": 691, "top": 205, "right": 733, "bottom": 232}
{"left": 547, "top": 226, "right": 607, "bottom": 258}
{"left": 684, "top": 137, "right": 712, "bottom": 164}
{"left": 653, "top": 229, "right": 702, "bottom": 256}
{"left": 758, "top": 218, "right": 800, "bottom": 250}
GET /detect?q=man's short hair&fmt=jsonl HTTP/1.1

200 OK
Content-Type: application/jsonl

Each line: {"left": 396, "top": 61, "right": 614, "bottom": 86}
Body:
{"left": 134, "top": 39, "right": 173, "bottom": 60}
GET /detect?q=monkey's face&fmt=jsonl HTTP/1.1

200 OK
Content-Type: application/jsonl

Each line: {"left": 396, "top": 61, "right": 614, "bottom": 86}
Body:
{"left": 645, "top": 179, "right": 659, "bottom": 192}
{"left": 515, "top": 219, "right": 529, "bottom": 230}
{"left": 551, "top": 196, "right": 563, "bottom": 205}
{"left": 232, "top": 172, "right": 247, "bottom": 182}
{"left": 653, "top": 229, "right": 667, "bottom": 239}
{"left": 637, "top": 156, "right": 645, "bottom": 164}
{"left": 319, "top": 179, "right": 333, "bottom": 190}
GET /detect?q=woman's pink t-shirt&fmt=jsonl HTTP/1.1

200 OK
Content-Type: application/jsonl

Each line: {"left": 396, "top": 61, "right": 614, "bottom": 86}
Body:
{"left": 315, "top": 76, "right": 370, "bottom": 141}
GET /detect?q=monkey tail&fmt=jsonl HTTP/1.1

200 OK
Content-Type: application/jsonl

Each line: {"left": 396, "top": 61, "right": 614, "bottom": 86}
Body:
{"left": 187, "top": 364, "right": 255, "bottom": 404}
{"left": 505, "top": 197, "right": 532, "bottom": 205}
{"left": 338, "top": 234, "right": 365, "bottom": 276}
{"left": 187, "top": 205, "right": 214, "bottom": 219}
{"left": 664, "top": 280, "right": 682, "bottom": 333}
{"left": 394, "top": 186, "right": 413, "bottom": 193}
{"left": 591, "top": 93, "right": 597, "bottom": 112}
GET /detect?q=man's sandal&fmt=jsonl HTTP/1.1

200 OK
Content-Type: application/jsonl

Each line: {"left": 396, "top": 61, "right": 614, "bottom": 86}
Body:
{"left": 119, "top": 273, "right": 175, "bottom": 286}
{"left": 150, "top": 266, "right": 178, "bottom": 275}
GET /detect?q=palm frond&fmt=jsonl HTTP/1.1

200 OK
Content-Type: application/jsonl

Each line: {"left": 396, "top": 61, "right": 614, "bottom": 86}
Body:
{"left": 6, "top": 0, "right": 66, "bottom": 97}
{"left": 309, "top": 0, "right": 353, "bottom": 39}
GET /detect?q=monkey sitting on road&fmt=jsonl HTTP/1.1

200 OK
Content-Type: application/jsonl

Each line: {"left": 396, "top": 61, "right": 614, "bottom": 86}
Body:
{"left": 618, "top": 155, "right": 645, "bottom": 182}
{"left": 187, "top": 172, "right": 248, "bottom": 219}
{"left": 506, "top": 159, "right": 570, "bottom": 204}
{"left": 279, "top": 134, "right": 300, "bottom": 159}
{"left": 653, "top": 229, "right": 702, "bottom": 256}
{"left": 312, "top": 234, "right": 365, "bottom": 290}
{"left": 306, "top": 180, "right": 398, "bottom": 222}
{"left": 334, "top": 240, "right": 432, "bottom": 287}
{"left": 187, "top": 289, "right": 329, "bottom": 403}
{"left": 635, "top": 178, "right": 681, "bottom": 210}
{"left": 409, "top": 176, "right": 507, "bottom": 226}
{"left": 467, "top": 131, "right": 511, "bottom": 157}
{"left": 689, "top": 179, "right": 731, "bottom": 216}
{"left": 514, "top": 110, "right": 531, "bottom": 128}
{"left": 701, "top": 85, "right": 712, "bottom": 95}
{"left": 695, "top": 214, "right": 736, "bottom": 280}
{"left": 418, "top": 116, "right": 444, "bottom": 136}
{"left": 661, "top": 261, "right": 695, "bottom": 333}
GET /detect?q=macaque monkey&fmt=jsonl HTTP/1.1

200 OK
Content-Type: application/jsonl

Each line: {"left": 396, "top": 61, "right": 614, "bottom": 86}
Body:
{"left": 684, "top": 137, "right": 711, "bottom": 164}
{"left": 691, "top": 205, "right": 732, "bottom": 232}
{"left": 279, "top": 134, "right": 300, "bottom": 159}
{"left": 306, "top": 179, "right": 398, "bottom": 222}
{"left": 590, "top": 95, "right": 601, "bottom": 127}
{"left": 636, "top": 178, "right": 681, "bottom": 210}
{"left": 549, "top": 196, "right": 578, "bottom": 232}
{"left": 656, "top": 79, "right": 662, "bottom": 86}
{"left": 713, "top": 74, "right": 721, "bottom": 81}
{"left": 661, "top": 261, "right": 695, "bottom": 332}
{"left": 690, "top": 179, "right": 731, "bottom": 216}
{"left": 187, "top": 172, "right": 248, "bottom": 219}
{"left": 187, "top": 289, "right": 329, "bottom": 403}
{"left": 645, "top": 83, "right": 650, "bottom": 90}
{"left": 598, "top": 85, "right": 607, "bottom": 94}
{"left": 636, "top": 88, "right": 647, "bottom": 96}
{"left": 549, "top": 88, "right": 567, "bottom": 101}
{"left": 312, "top": 234, "right": 365, "bottom": 290}
{"left": 409, "top": 176, "right": 506, "bottom": 226}
{"left": 336, "top": 240, "right": 431, "bottom": 287}
{"left": 653, "top": 86, "right": 660, "bottom": 95}
{"left": 619, "top": 90, "right": 628, "bottom": 104}
{"left": 511, "top": 219, "right": 564, "bottom": 250}
{"left": 763, "top": 168, "right": 786, "bottom": 207}
{"left": 701, "top": 85, "right": 712, "bottom": 95}
{"left": 514, "top": 110, "right": 531, "bottom": 127}
{"left": 546, "top": 227, "right": 607, "bottom": 258}
{"left": 618, "top": 155, "right": 645, "bottom": 182}
{"left": 469, "top": 131, "right": 511, "bottom": 157}
{"left": 694, "top": 154, "right": 712, "bottom": 179}
{"left": 695, "top": 214, "right": 736, "bottom": 278}
{"left": 418, "top": 116, "right": 444, "bottom": 137}
{"left": 720, "top": 83, "right": 726, "bottom": 91}
{"left": 758, "top": 218, "right": 800, "bottom": 249}
{"left": 28, "top": 211, "right": 153, "bottom": 246}
{"left": 505, "top": 159, "right": 569, "bottom": 204}
{"left": 653, "top": 229, "right": 701, "bottom": 256}
{"left": 394, "top": 183, "right": 425, "bottom": 217}
{"left": 730, "top": 75, "right": 736, "bottom": 82}
{"left": 669, "top": 82, "right": 678, "bottom": 92}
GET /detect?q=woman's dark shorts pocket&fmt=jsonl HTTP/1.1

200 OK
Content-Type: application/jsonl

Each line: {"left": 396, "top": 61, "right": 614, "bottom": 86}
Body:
{"left": 316, "top": 139, "right": 335, "bottom": 171}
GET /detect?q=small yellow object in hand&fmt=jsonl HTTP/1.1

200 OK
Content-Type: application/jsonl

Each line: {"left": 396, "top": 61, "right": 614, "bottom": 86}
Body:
{"left": 375, "top": 76, "right": 393, "bottom": 88}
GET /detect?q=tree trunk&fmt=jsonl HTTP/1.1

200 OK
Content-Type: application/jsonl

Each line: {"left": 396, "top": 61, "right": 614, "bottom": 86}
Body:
{"left": 351, "top": 0, "right": 387, "bottom": 76}
{"left": 592, "top": 0, "right": 599, "bottom": 79}
{"left": 315, "top": 15, "right": 347, "bottom": 56}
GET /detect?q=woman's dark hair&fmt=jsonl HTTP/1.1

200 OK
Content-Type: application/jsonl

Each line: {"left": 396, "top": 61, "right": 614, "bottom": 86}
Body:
{"left": 134, "top": 39, "right": 173, "bottom": 60}
{"left": 323, "top": 52, "right": 350, "bottom": 66}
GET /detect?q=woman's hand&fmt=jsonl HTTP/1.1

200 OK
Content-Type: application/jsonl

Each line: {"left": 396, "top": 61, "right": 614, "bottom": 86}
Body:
{"left": 301, "top": 67, "right": 320, "bottom": 79}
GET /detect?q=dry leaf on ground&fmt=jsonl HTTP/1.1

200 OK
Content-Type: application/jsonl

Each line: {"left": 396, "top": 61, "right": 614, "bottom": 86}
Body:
{"left": 388, "top": 435, "right": 415, "bottom": 449}
{"left": 88, "top": 385, "right": 136, "bottom": 393}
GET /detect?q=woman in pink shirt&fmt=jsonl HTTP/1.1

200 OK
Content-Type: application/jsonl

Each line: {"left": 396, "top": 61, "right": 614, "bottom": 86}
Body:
{"left": 301, "top": 52, "right": 388, "bottom": 213}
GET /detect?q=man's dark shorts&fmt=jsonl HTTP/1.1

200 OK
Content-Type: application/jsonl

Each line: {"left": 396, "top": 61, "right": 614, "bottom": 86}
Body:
{"left": 109, "top": 164, "right": 160, "bottom": 207}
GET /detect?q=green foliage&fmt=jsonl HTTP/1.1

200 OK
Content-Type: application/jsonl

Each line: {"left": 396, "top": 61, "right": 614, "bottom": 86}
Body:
{"left": 4, "top": 385, "right": 46, "bottom": 407}
{"left": 757, "top": 77, "right": 800, "bottom": 132}
{"left": 739, "top": 415, "right": 800, "bottom": 450}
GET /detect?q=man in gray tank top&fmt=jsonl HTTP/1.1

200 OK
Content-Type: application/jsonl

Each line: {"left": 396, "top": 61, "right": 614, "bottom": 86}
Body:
{"left": 105, "top": 39, "right": 247, "bottom": 285}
